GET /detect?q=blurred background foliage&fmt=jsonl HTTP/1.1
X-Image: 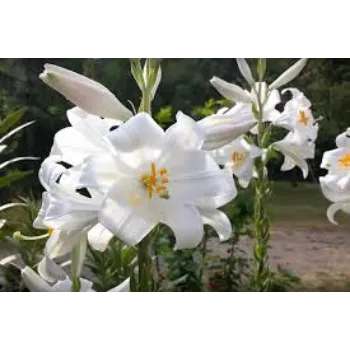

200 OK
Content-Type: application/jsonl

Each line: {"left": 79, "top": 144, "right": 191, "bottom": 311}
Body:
{"left": 0, "top": 58, "right": 349, "bottom": 201}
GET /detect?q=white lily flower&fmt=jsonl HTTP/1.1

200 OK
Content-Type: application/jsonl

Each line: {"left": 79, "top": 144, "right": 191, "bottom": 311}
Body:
{"left": 269, "top": 59, "right": 308, "bottom": 90}
{"left": 198, "top": 104, "right": 257, "bottom": 151}
{"left": 273, "top": 132, "right": 315, "bottom": 178}
{"left": 77, "top": 112, "right": 236, "bottom": 249}
{"left": 320, "top": 174, "right": 350, "bottom": 224}
{"left": 40, "top": 64, "right": 133, "bottom": 121}
{"left": 212, "top": 136, "right": 262, "bottom": 188}
{"left": 34, "top": 157, "right": 113, "bottom": 264}
{"left": 22, "top": 265, "right": 130, "bottom": 292}
{"left": 320, "top": 147, "right": 350, "bottom": 180}
{"left": 272, "top": 88, "right": 319, "bottom": 143}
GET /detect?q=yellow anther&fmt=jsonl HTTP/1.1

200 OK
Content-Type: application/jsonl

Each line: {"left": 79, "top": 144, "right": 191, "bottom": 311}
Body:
{"left": 161, "top": 177, "right": 169, "bottom": 184}
{"left": 48, "top": 227, "right": 54, "bottom": 236}
{"left": 298, "top": 110, "right": 309, "bottom": 126}
{"left": 338, "top": 153, "right": 350, "bottom": 168}
{"left": 159, "top": 168, "right": 167, "bottom": 176}
{"left": 141, "top": 162, "right": 170, "bottom": 199}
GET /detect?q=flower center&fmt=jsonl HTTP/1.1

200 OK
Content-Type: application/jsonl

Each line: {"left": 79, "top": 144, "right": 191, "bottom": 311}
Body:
{"left": 338, "top": 153, "right": 350, "bottom": 168}
{"left": 141, "top": 162, "right": 169, "bottom": 199}
{"left": 231, "top": 151, "right": 247, "bottom": 169}
{"left": 298, "top": 110, "right": 309, "bottom": 126}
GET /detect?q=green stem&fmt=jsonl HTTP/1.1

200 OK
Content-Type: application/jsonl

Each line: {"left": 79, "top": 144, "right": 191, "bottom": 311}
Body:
{"left": 71, "top": 278, "right": 81, "bottom": 292}
{"left": 137, "top": 233, "right": 153, "bottom": 291}
{"left": 199, "top": 229, "right": 209, "bottom": 283}
{"left": 250, "top": 74, "right": 271, "bottom": 292}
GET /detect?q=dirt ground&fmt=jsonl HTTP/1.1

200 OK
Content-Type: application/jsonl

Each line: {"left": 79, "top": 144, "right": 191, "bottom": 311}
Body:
{"left": 210, "top": 225, "right": 350, "bottom": 290}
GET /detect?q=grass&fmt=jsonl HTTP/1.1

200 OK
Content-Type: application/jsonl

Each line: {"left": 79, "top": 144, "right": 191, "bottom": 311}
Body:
{"left": 268, "top": 181, "right": 350, "bottom": 229}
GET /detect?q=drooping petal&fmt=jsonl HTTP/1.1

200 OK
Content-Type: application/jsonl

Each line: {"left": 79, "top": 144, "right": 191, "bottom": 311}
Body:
{"left": 199, "top": 208, "right": 232, "bottom": 241}
{"left": 37, "top": 256, "right": 67, "bottom": 283}
{"left": 327, "top": 202, "right": 350, "bottom": 225}
{"left": 159, "top": 202, "right": 204, "bottom": 249}
{"left": 210, "top": 76, "right": 251, "bottom": 103}
{"left": 22, "top": 267, "right": 52, "bottom": 292}
{"left": 269, "top": 59, "right": 308, "bottom": 90}
{"left": 40, "top": 64, "right": 132, "bottom": 121}
{"left": 87, "top": 223, "right": 114, "bottom": 251}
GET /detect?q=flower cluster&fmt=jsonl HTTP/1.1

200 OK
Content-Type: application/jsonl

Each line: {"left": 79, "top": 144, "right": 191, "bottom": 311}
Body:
{"left": 320, "top": 128, "right": 350, "bottom": 224}
{"left": 27, "top": 58, "right": 318, "bottom": 291}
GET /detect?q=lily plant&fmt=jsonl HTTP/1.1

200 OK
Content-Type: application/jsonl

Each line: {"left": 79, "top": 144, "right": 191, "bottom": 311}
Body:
{"left": 19, "top": 58, "right": 319, "bottom": 292}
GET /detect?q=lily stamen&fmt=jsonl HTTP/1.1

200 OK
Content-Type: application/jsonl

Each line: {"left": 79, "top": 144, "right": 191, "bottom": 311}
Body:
{"left": 338, "top": 153, "right": 350, "bottom": 168}
{"left": 141, "top": 162, "right": 170, "bottom": 199}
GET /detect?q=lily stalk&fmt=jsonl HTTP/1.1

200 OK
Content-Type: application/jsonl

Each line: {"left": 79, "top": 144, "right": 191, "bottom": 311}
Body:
{"left": 131, "top": 58, "right": 162, "bottom": 291}
{"left": 250, "top": 59, "right": 272, "bottom": 291}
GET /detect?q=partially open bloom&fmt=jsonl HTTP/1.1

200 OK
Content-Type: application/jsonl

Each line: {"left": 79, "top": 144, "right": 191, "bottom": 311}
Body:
{"left": 77, "top": 112, "right": 236, "bottom": 248}
{"left": 198, "top": 104, "right": 256, "bottom": 150}
{"left": 210, "top": 78, "right": 281, "bottom": 123}
{"left": 273, "top": 132, "right": 315, "bottom": 178}
{"left": 211, "top": 136, "right": 262, "bottom": 188}
{"left": 34, "top": 156, "right": 113, "bottom": 268}
{"left": 272, "top": 88, "right": 319, "bottom": 144}
{"left": 40, "top": 64, "right": 133, "bottom": 121}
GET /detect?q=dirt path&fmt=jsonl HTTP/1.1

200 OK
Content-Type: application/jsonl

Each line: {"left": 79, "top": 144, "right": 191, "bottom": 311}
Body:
{"left": 210, "top": 226, "right": 350, "bottom": 289}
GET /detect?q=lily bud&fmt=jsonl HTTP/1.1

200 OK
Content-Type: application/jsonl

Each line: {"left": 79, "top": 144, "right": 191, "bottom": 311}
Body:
{"left": 236, "top": 58, "right": 255, "bottom": 86}
{"left": 198, "top": 104, "right": 256, "bottom": 150}
{"left": 269, "top": 59, "right": 308, "bottom": 90}
{"left": 210, "top": 76, "right": 251, "bottom": 103}
{"left": 40, "top": 64, "right": 133, "bottom": 121}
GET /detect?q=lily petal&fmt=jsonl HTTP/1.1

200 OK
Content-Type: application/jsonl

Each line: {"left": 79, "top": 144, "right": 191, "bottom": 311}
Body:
{"left": 160, "top": 202, "right": 204, "bottom": 249}
{"left": 210, "top": 76, "right": 251, "bottom": 103}
{"left": 236, "top": 58, "right": 255, "bottom": 85}
{"left": 40, "top": 64, "right": 132, "bottom": 121}
{"left": 164, "top": 111, "right": 204, "bottom": 151}
{"left": 87, "top": 223, "right": 114, "bottom": 251}
{"left": 22, "top": 267, "right": 52, "bottom": 292}
{"left": 269, "top": 59, "right": 308, "bottom": 90}
{"left": 37, "top": 256, "right": 67, "bottom": 283}
{"left": 99, "top": 197, "right": 155, "bottom": 246}
{"left": 107, "top": 112, "right": 164, "bottom": 153}
{"left": 108, "top": 278, "right": 130, "bottom": 292}
{"left": 327, "top": 202, "right": 350, "bottom": 225}
{"left": 199, "top": 208, "right": 232, "bottom": 241}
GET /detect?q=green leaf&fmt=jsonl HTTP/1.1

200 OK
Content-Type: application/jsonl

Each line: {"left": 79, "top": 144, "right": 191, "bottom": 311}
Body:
{"left": 0, "top": 108, "right": 27, "bottom": 136}
{"left": 0, "top": 170, "right": 33, "bottom": 190}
